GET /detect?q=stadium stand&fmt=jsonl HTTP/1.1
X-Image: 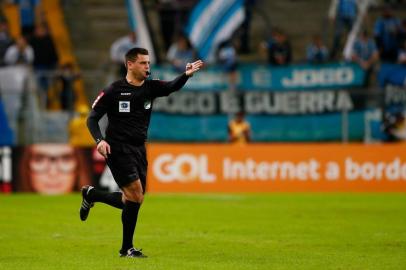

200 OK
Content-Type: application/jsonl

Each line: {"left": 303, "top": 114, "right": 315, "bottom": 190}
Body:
{"left": 1, "top": 0, "right": 89, "bottom": 112}
{"left": 40, "top": 0, "right": 88, "bottom": 110}
{"left": 0, "top": 0, "right": 406, "bottom": 143}
{"left": 63, "top": 0, "right": 129, "bottom": 95}
{"left": 0, "top": 0, "right": 92, "bottom": 145}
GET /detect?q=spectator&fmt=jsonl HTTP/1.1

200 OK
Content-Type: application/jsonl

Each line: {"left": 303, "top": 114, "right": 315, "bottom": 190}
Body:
{"left": 30, "top": 24, "right": 59, "bottom": 108}
{"left": 374, "top": 6, "right": 401, "bottom": 62}
{"left": 155, "top": 0, "right": 195, "bottom": 51}
{"left": 54, "top": 62, "right": 80, "bottom": 111}
{"left": 239, "top": 0, "right": 257, "bottom": 54}
{"left": 329, "top": 0, "right": 358, "bottom": 59}
{"left": 68, "top": 104, "right": 94, "bottom": 146}
{"left": 0, "top": 20, "right": 13, "bottom": 67}
{"left": 110, "top": 31, "right": 140, "bottom": 77}
{"left": 228, "top": 111, "right": 251, "bottom": 144}
{"left": 261, "top": 29, "right": 292, "bottom": 66}
{"left": 397, "top": 39, "right": 406, "bottom": 64}
{"left": 13, "top": 0, "right": 42, "bottom": 40}
{"left": 166, "top": 34, "right": 196, "bottom": 72}
{"left": 351, "top": 30, "right": 379, "bottom": 87}
{"left": 306, "top": 35, "right": 329, "bottom": 64}
{"left": 398, "top": 19, "right": 406, "bottom": 49}
{"left": 382, "top": 112, "right": 406, "bottom": 142}
{"left": 4, "top": 36, "right": 34, "bottom": 65}
{"left": 216, "top": 39, "right": 238, "bottom": 91}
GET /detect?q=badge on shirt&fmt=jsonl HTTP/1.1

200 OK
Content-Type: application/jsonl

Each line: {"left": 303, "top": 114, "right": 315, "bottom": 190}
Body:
{"left": 119, "top": 101, "right": 130, "bottom": 112}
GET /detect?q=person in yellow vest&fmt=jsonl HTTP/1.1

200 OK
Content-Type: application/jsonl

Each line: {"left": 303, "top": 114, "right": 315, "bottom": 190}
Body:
{"left": 228, "top": 111, "right": 251, "bottom": 144}
{"left": 68, "top": 104, "right": 94, "bottom": 146}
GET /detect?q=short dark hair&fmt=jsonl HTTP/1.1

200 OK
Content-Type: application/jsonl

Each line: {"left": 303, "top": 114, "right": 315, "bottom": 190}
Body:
{"left": 125, "top": 47, "right": 149, "bottom": 64}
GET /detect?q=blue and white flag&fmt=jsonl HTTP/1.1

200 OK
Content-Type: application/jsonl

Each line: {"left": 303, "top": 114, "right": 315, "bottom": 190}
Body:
{"left": 185, "top": 0, "right": 245, "bottom": 62}
{"left": 127, "top": 0, "right": 156, "bottom": 63}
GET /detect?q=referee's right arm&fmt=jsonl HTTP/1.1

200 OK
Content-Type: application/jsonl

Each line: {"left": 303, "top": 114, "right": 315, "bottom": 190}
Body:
{"left": 87, "top": 109, "right": 105, "bottom": 145}
{"left": 87, "top": 109, "right": 111, "bottom": 158}
{"left": 87, "top": 90, "right": 111, "bottom": 157}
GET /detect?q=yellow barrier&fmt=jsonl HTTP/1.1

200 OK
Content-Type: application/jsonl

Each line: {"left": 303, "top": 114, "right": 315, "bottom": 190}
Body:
{"left": 1, "top": 3, "right": 21, "bottom": 38}
{"left": 1, "top": 1, "right": 88, "bottom": 110}
{"left": 39, "top": 0, "right": 88, "bottom": 110}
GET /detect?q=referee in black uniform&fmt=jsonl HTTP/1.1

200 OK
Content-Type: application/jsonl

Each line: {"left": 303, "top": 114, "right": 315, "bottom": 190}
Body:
{"left": 80, "top": 47, "right": 203, "bottom": 258}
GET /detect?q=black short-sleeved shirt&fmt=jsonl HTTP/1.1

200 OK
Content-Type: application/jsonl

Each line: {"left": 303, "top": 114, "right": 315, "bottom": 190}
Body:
{"left": 89, "top": 73, "right": 189, "bottom": 147}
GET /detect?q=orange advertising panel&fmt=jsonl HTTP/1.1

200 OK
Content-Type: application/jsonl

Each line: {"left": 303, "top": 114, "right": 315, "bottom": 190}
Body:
{"left": 147, "top": 143, "right": 406, "bottom": 192}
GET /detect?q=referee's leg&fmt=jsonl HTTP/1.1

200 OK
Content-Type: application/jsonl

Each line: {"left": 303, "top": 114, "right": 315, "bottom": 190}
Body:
{"left": 122, "top": 179, "right": 144, "bottom": 203}
{"left": 120, "top": 179, "right": 144, "bottom": 256}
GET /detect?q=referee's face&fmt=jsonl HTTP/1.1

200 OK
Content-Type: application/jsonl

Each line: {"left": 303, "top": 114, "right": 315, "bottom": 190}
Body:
{"left": 128, "top": 54, "right": 150, "bottom": 80}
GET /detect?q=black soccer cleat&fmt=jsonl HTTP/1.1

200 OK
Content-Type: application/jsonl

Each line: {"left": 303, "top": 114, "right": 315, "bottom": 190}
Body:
{"left": 120, "top": 247, "right": 147, "bottom": 258}
{"left": 79, "top": 185, "right": 94, "bottom": 221}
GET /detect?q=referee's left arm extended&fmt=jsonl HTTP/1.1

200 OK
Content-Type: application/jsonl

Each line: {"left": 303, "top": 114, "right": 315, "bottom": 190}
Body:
{"left": 153, "top": 60, "right": 204, "bottom": 97}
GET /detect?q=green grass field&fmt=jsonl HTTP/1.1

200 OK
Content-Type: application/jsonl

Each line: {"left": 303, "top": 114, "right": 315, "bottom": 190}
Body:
{"left": 0, "top": 193, "right": 405, "bottom": 270}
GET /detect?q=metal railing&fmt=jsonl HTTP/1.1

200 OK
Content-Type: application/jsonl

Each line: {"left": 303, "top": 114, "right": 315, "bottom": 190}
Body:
{"left": 0, "top": 66, "right": 399, "bottom": 145}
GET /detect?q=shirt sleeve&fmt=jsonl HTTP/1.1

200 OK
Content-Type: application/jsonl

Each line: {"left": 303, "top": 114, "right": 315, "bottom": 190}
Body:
{"left": 150, "top": 73, "right": 190, "bottom": 98}
{"left": 87, "top": 88, "right": 112, "bottom": 143}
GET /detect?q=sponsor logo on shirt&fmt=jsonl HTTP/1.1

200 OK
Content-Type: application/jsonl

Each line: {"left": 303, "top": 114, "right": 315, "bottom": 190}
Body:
{"left": 120, "top": 92, "right": 131, "bottom": 96}
{"left": 119, "top": 101, "right": 130, "bottom": 112}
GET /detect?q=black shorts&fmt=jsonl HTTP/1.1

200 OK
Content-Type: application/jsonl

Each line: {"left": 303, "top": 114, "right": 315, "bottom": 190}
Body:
{"left": 105, "top": 143, "right": 147, "bottom": 192}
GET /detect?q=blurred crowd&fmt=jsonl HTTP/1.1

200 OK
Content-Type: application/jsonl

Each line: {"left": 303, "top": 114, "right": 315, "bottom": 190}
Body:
{"left": 107, "top": 0, "right": 406, "bottom": 90}
{"left": 2, "top": 0, "right": 406, "bottom": 143}
{"left": 0, "top": 1, "right": 80, "bottom": 113}
{"left": 4, "top": 0, "right": 406, "bottom": 108}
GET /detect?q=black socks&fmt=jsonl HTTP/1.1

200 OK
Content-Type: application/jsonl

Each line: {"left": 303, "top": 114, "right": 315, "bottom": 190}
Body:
{"left": 121, "top": 201, "right": 141, "bottom": 252}
{"left": 88, "top": 188, "right": 124, "bottom": 209}
{"left": 86, "top": 188, "right": 141, "bottom": 253}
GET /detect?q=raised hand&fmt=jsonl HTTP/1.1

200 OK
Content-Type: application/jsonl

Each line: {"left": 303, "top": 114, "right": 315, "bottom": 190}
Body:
{"left": 185, "top": 60, "right": 204, "bottom": 76}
